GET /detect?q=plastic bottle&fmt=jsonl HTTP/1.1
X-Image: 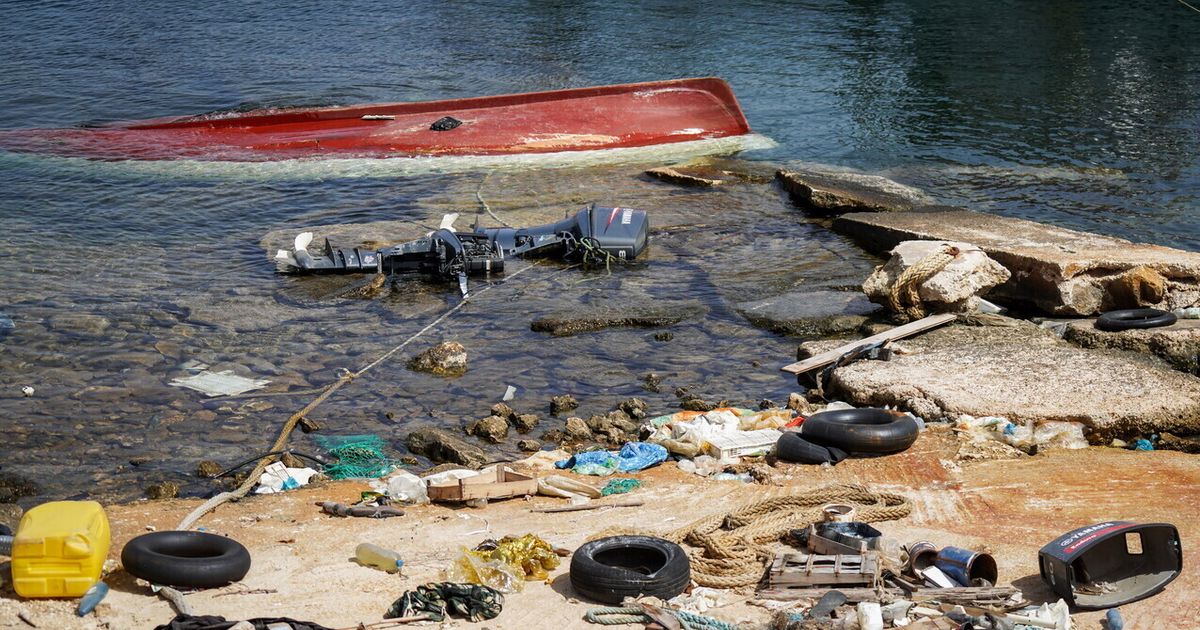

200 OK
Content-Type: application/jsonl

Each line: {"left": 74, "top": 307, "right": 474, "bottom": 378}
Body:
{"left": 355, "top": 543, "right": 403, "bottom": 574}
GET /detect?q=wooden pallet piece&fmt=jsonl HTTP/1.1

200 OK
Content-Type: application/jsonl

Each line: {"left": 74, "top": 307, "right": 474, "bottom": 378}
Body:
{"left": 781, "top": 313, "right": 956, "bottom": 375}
{"left": 766, "top": 552, "right": 879, "bottom": 589}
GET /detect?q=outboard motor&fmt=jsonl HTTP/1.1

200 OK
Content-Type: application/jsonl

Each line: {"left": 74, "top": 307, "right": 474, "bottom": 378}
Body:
{"left": 276, "top": 205, "right": 649, "bottom": 293}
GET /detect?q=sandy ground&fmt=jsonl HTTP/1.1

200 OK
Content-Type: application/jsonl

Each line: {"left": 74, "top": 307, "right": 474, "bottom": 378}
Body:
{"left": 2, "top": 429, "right": 1196, "bottom": 630}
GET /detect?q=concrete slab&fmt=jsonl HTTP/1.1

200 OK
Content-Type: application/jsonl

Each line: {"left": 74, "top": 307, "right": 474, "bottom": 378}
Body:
{"left": 735, "top": 290, "right": 882, "bottom": 337}
{"left": 1064, "top": 317, "right": 1200, "bottom": 374}
{"left": 776, "top": 169, "right": 931, "bottom": 215}
{"left": 833, "top": 209, "right": 1200, "bottom": 315}
{"left": 822, "top": 322, "right": 1200, "bottom": 439}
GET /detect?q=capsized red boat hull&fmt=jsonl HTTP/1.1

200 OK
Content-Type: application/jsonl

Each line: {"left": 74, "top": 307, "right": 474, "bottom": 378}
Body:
{"left": 0, "top": 78, "right": 753, "bottom": 161}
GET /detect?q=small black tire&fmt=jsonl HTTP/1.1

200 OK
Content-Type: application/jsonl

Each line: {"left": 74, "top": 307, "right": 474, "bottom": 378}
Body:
{"left": 800, "top": 408, "right": 919, "bottom": 454}
{"left": 776, "top": 431, "right": 849, "bottom": 465}
{"left": 121, "top": 531, "right": 251, "bottom": 588}
{"left": 570, "top": 535, "right": 690, "bottom": 604}
{"left": 1095, "top": 308, "right": 1177, "bottom": 332}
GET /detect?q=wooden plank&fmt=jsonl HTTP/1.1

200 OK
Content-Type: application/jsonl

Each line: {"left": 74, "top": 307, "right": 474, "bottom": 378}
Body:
{"left": 529, "top": 499, "right": 644, "bottom": 513}
{"left": 781, "top": 313, "right": 957, "bottom": 375}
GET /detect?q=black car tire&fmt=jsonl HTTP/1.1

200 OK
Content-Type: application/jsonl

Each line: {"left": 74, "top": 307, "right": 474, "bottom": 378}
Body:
{"left": 570, "top": 535, "right": 690, "bottom": 604}
{"left": 800, "top": 408, "right": 920, "bottom": 454}
{"left": 776, "top": 431, "right": 849, "bottom": 465}
{"left": 1095, "top": 308, "right": 1177, "bottom": 332}
{"left": 122, "top": 531, "right": 251, "bottom": 588}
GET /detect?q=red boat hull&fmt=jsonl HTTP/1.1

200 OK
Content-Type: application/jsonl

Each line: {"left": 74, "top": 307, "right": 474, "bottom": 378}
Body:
{"left": 0, "top": 78, "right": 752, "bottom": 161}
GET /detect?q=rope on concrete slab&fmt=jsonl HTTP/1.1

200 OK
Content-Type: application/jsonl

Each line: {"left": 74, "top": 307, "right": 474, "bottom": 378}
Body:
{"left": 590, "top": 483, "right": 911, "bottom": 589}
{"left": 887, "top": 244, "right": 959, "bottom": 322}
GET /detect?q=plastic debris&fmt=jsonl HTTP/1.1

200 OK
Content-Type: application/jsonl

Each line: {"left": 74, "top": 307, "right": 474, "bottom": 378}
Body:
{"left": 538, "top": 475, "right": 601, "bottom": 499}
{"left": 386, "top": 471, "right": 429, "bottom": 504}
{"left": 1132, "top": 438, "right": 1154, "bottom": 451}
{"left": 317, "top": 501, "right": 405, "bottom": 518}
{"left": 502, "top": 385, "right": 517, "bottom": 402}
{"left": 956, "top": 415, "right": 1088, "bottom": 452}
{"left": 449, "top": 534, "right": 560, "bottom": 592}
{"left": 21, "top": 386, "right": 34, "bottom": 397}
{"left": 356, "top": 542, "right": 404, "bottom": 573}
{"left": 76, "top": 582, "right": 109, "bottom": 616}
{"left": 554, "top": 442, "right": 667, "bottom": 475}
{"left": 1105, "top": 608, "right": 1124, "bottom": 630}
{"left": 169, "top": 370, "right": 270, "bottom": 397}
{"left": 255, "top": 462, "right": 318, "bottom": 494}
{"left": 600, "top": 478, "right": 641, "bottom": 496}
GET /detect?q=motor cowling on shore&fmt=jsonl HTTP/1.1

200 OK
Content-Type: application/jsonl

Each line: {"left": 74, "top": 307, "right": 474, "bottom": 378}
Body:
{"left": 275, "top": 205, "right": 650, "bottom": 293}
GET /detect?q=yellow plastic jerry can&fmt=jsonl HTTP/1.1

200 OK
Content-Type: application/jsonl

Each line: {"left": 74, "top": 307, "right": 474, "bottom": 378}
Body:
{"left": 11, "top": 500, "right": 111, "bottom": 598}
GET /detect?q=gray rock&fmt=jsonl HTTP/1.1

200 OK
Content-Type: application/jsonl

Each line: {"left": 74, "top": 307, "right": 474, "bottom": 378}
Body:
{"left": 834, "top": 209, "right": 1200, "bottom": 316}
{"left": 406, "top": 341, "right": 467, "bottom": 377}
{"left": 736, "top": 290, "right": 882, "bottom": 337}
{"left": 550, "top": 394, "right": 579, "bottom": 415}
{"left": 776, "top": 170, "right": 930, "bottom": 215}
{"left": 467, "top": 415, "right": 510, "bottom": 443}
{"left": 513, "top": 413, "right": 540, "bottom": 433}
{"left": 145, "top": 481, "right": 179, "bottom": 500}
{"left": 862, "top": 240, "right": 1010, "bottom": 314}
{"left": 531, "top": 300, "right": 707, "bottom": 337}
{"left": 824, "top": 323, "right": 1200, "bottom": 439}
{"left": 564, "top": 417, "right": 593, "bottom": 441}
{"left": 517, "top": 439, "right": 542, "bottom": 452}
{"left": 490, "top": 402, "right": 517, "bottom": 420}
{"left": 1064, "top": 319, "right": 1200, "bottom": 374}
{"left": 406, "top": 428, "right": 488, "bottom": 468}
{"left": 586, "top": 411, "right": 639, "bottom": 436}
{"left": 196, "top": 460, "right": 223, "bottom": 478}
{"left": 618, "top": 398, "right": 648, "bottom": 420}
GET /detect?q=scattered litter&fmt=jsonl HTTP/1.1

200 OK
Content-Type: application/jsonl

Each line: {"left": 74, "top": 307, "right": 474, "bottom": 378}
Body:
{"left": 76, "top": 582, "right": 109, "bottom": 616}
{"left": 0, "top": 312, "right": 13, "bottom": 332}
{"left": 385, "top": 582, "right": 502, "bottom": 622}
{"left": 449, "top": 534, "right": 559, "bottom": 592}
{"left": 169, "top": 370, "right": 270, "bottom": 397}
{"left": 554, "top": 442, "right": 668, "bottom": 475}
{"left": 254, "top": 462, "right": 318, "bottom": 494}
{"left": 955, "top": 415, "right": 1088, "bottom": 452}
{"left": 538, "top": 475, "right": 601, "bottom": 500}
{"left": 386, "top": 471, "right": 429, "bottom": 504}
{"left": 316, "top": 501, "right": 404, "bottom": 518}
{"left": 21, "top": 386, "right": 34, "bottom": 397}
{"left": 502, "top": 385, "right": 517, "bottom": 402}
{"left": 356, "top": 542, "right": 404, "bottom": 573}
{"left": 599, "top": 478, "right": 641, "bottom": 496}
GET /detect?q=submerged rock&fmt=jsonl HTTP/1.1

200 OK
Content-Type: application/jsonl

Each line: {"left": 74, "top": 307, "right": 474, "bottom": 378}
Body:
{"left": 406, "top": 427, "right": 488, "bottom": 468}
{"left": 196, "top": 460, "right": 223, "bottom": 478}
{"left": 824, "top": 323, "right": 1200, "bottom": 439}
{"left": 467, "top": 415, "right": 510, "bottom": 443}
{"left": 1063, "top": 319, "right": 1200, "bottom": 375}
{"left": 776, "top": 169, "right": 930, "bottom": 215}
{"left": 531, "top": 300, "right": 707, "bottom": 337}
{"left": 407, "top": 341, "right": 467, "bottom": 377}
{"left": 0, "top": 473, "right": 38, "bottom": 503}
{"left": 550, "top": 394, "right": 579, "bottom": 415}
{"left": 513, "top": 413, "right": 539, "bottom": 433}
{"left": 517, "top": 439, "right": 542, "bottom": 452}
{"left": 736, "top": 290, "right": 882, "bottom": 337}
{"left": 145, "top": 481, "right": 179, "bottom": 500}
{"left": 834, "top": 209, "right": 1200, "bottom": 316}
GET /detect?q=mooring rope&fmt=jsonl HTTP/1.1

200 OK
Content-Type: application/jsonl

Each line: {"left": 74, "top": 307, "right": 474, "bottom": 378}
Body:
{"left": 887, "top": 244, "right": 960, "bottom": 322}
{"left": 584, "top": 606, "right": 737, "bottom": 630}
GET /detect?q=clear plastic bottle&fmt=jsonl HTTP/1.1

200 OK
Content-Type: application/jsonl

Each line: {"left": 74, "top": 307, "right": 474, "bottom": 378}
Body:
{"left": 355, "top": 543, "right": 403, "bottom": 574}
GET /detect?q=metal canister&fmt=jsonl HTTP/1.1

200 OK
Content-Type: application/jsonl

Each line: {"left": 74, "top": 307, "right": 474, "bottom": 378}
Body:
{"left": 821, "top": 503, "right": 857, "bottom": 522}
{"left": 904, "top": 541, "right": 938, "bottom": 578}
{"left": 934, "top": 546, "right": 998, "bottom": 586}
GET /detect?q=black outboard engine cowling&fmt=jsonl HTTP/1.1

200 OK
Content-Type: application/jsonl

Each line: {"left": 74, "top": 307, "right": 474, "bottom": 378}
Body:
{"left": 276, "top": 206, "right": 649, "bottom": 292}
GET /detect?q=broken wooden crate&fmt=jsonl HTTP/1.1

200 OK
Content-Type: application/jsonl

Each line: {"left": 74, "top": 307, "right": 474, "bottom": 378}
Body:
{"left": 426, "top": 466, "right": 538, "bottom": 503}
{"left": 766, "top": 552, "right": 880, "bottom": 589}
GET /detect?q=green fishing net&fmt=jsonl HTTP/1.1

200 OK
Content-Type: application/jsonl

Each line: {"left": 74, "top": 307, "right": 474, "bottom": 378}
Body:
{"left": 312, "top": 434, "right": 398, "bottom": 479}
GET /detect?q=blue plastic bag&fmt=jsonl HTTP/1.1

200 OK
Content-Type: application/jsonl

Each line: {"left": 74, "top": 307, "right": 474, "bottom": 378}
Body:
{"left": 616, "top": 442, "right": 667, "bottom": 472}
{"left": 555, "top": 450, "right": 617, "bottom": 475}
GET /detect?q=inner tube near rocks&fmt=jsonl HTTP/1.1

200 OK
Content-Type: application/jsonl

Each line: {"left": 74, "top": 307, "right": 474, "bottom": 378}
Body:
{"left": 570, "top": 535, "right": 690, "bottom": 604}
{"left": 1095, "top": 308, "right": 1177, "bottom": 332}
{"left": 800, "top": 408, "right": 920, "bottom": 454}
{"left": 776, "top": 431, "right": 849, "bottom": 465}
{"left": 122, "top": 531, "right": 251, "bottom": 589}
